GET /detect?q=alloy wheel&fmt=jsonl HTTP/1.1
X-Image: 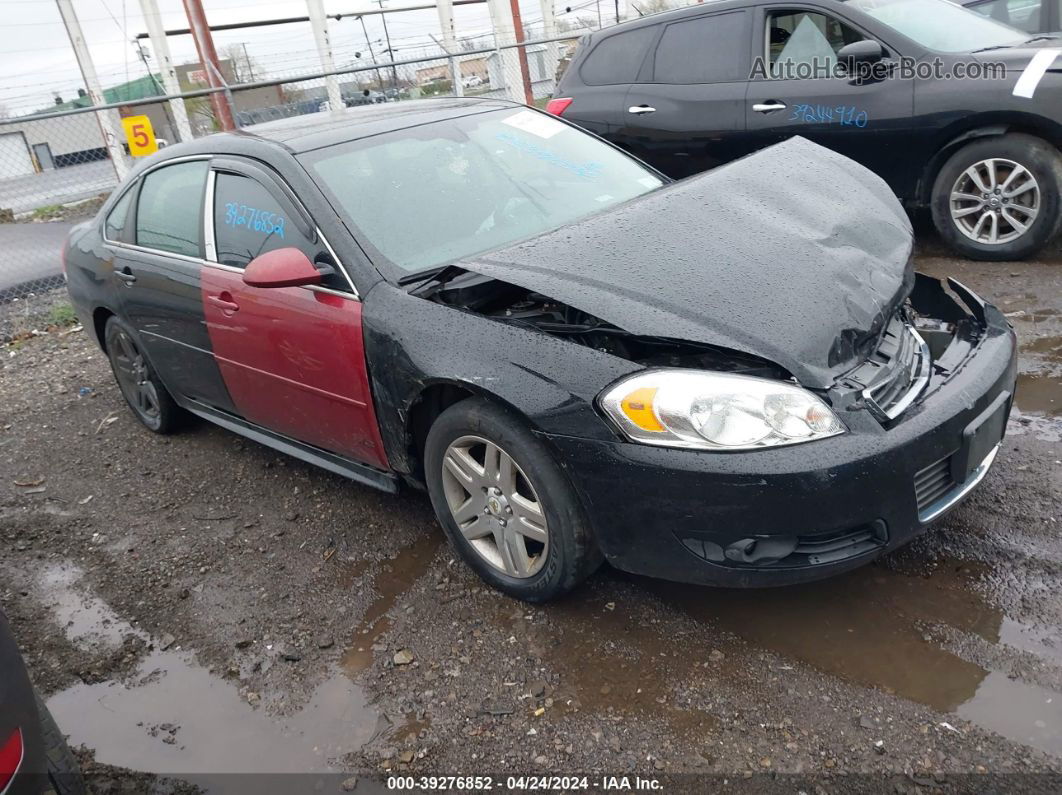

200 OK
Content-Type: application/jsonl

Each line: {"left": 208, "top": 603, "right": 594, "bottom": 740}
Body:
{"left": 950, "top": 158, "right": 1040, "bottom": 246}
{"left": 440, "top": 435, "right": 549, "bottom": 578}
{"left": 110, "top": 329, "right": 161, "bottom": 422}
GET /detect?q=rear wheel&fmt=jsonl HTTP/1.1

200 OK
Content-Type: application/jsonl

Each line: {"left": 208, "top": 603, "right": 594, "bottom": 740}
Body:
{"left": 931, "top": 133, "right": 1062, "bottom": 261}
{"left": 104, "top": 316, "right": 182, "bottom": 434}
{"left": 424, "top": 398, "right": 602, "bottom": 602}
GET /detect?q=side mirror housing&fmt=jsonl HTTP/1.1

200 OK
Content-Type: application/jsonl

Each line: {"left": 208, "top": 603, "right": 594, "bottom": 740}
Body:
{"left": 242, "top": 247, "right": 322, "bottom": 289}
{"left": 838, "top": 40, "right": 885, "bottom": 71}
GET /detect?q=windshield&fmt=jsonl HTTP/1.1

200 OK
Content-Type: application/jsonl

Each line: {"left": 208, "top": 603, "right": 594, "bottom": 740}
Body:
{"left": 846, "top": 0, "right": 1027, "bottom": 52}
{"left": 302, "top": 108, "right": 663, "bottom": 277}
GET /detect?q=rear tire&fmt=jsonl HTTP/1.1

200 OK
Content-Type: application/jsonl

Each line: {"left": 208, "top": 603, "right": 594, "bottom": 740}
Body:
{"left": 931, "top": 133, "right": 1062, "bottom": 261}
{"left": 35, "top": 692, "right": 87, "bottom": 795}
{"left": 104, "top": 316, "right": 183, "bottom": 434}
{"left": 424, "top": 398, "right": 602, "bottom": 602}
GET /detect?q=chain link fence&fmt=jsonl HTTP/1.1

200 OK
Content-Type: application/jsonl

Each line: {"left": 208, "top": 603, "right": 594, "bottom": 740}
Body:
{"left": 0, "top": 31, "right": 591, "bottom": 343}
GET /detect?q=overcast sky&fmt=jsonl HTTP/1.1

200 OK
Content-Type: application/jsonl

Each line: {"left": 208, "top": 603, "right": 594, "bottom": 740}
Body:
{"left": 0, "top": 0, "right": 610, "bottom": 116}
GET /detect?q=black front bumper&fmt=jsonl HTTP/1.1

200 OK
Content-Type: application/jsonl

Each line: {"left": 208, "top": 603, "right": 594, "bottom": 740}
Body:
{"left": 541, "top": 291, "right": 1018, "bottom": 588}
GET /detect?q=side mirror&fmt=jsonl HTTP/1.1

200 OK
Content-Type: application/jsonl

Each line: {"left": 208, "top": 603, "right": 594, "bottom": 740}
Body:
{"left": 838, "top": 40, "right": 885, "bottom": 71}
{"left": 242, "top": 247, "right": 322, "bottom": 289}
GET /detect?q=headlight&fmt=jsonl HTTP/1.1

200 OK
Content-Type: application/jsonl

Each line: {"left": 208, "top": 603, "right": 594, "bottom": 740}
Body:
{"left": 598, "top": 370, "right": 846, "bottom": 451}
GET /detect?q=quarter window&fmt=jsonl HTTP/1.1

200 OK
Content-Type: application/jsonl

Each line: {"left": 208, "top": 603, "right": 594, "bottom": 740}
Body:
{"left": 579, "top": 26, "right": 657, "bottom": 85}
{"left": 212, "top": 173, "right": 320, "bottom": 269}
{"left": 135, "top": 160, "right": 208, "bottom": 258}
{"left": 768, "top": 12, "right": 867, "bottom": 77}
{"left": 104, "top": 187, "right": 134, "bottom": 241}
{"left": 653, "top": 12, "right": 749, "bottom": 84}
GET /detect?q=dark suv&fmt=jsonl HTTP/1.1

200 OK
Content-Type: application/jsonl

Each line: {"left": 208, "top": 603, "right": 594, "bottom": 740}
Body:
{"left": 549, "top": 0, "right": 1062, "bottom": 261}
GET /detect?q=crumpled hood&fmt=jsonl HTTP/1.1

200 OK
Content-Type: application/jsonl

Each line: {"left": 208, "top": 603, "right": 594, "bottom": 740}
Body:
{"left": 462, "top": 136, "right": 914, "bottom": 389}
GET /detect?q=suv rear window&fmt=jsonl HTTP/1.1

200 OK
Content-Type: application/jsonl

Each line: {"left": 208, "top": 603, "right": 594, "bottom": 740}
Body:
{"left": 579, "top": 26, "right": 656, "bottom": 85}
{"left": 653, "top": 11, "right": 749, "bottom": 84}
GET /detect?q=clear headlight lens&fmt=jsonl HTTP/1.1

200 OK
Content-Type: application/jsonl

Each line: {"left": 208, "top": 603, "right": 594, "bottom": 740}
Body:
{"left": 599, "top": 370, "right": 846, "bottom": 451}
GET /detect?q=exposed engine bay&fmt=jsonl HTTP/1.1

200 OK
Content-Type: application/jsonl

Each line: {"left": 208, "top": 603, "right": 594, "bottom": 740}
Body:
{"left": 417, "top": 271, "right": 792, "bottom": 380}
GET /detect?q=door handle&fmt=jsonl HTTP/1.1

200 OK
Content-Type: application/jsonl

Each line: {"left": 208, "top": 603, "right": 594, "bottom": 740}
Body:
{"left": 115, "top": 267, "right": 136, "bottom": 285}
{"left": 628, "top": 105, "right": 657, "bottom": 115}
{"left": 207, "top": 293, "right": 240, "bottom": 313}
{"left": 753, "top": 102, "right": 788, "bottom": 113}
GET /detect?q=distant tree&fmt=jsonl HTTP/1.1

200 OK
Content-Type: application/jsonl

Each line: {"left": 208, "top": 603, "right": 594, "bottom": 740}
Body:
{"left": 222, "top": 44, "right": 262, "bottom": 84}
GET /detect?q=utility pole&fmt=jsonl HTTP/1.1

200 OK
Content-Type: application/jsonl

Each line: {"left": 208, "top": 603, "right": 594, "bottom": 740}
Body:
{"left": 434, "top": 0, "right": 463, "bottom": 97}
{"left": 371, "top": 0, "right": 400, "bottom": 90}
{"left": 139, "top": 0, "right": 192, "bottom": 142}
{"left": 306, "top": 0, "right": 344, "bottom": 112}
{"left": 356, "top": 16, "right": 385, "bottom": 90}
{"left": 241, "top": 43, "right": 254, "bottom": 81}
{"left": 180, "top": 0, "right": 235, "bottom": 131}
{"left": 55, "top": 0, "right": 128, "bottom": 179}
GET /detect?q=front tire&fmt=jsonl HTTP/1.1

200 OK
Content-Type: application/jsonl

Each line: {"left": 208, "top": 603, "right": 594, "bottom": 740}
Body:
{"left": 424, "top": 398, "right": 602, "bottom": 602}
{"left": 104, "top": 316, "right": 182, "bottom": 434}
{"left": 931, "top": 133, "right": 1062, "bottom": 261}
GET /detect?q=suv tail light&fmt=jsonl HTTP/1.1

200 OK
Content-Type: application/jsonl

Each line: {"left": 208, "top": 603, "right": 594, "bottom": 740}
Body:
{"left": 0, "top": 727, "right": 24, "bottom": 794}
{"left": 545, "top": 98, "right": 573, "bottom": 116}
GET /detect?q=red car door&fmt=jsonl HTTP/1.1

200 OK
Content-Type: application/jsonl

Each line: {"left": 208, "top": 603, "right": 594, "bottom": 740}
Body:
{"left": 200, "top": 163, "right": 389, "bottom": 470}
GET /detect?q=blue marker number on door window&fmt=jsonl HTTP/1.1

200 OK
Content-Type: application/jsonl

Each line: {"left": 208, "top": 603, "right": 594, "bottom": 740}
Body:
{"left": 224, "top": 202, "right": 286, "bottom": 239}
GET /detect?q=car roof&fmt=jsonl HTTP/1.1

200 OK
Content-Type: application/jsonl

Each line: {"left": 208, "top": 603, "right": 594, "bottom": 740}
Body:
{"left": 237, "top": 96, "right": 517, "bottom": 154}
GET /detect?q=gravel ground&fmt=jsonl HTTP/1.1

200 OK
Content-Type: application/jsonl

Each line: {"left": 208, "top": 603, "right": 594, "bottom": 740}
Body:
{"left": 0, "top": 237, "right": 1060, "bottom": 794}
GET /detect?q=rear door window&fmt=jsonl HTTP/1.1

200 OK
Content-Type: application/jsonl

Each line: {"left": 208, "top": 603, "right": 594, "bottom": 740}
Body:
{"left": 653, "top": 11, "right": 750, "bottom": 84}
{"left": 135, "top": 160, "right": 208, "bottom": 258}
{"left": 579, "top": 26, "right": 657, "bottom": 85}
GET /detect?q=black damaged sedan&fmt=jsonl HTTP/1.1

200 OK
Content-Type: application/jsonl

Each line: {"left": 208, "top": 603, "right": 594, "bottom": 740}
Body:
{"left": 64, "top": 98, "right": 1017, "bottom": 601}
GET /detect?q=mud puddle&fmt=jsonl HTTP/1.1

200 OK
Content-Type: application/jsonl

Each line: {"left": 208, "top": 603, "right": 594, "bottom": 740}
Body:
{"left": 36, "top": 564, "right": 389, "bottom": 790}
{"left": 340, "top": 532, "right": 442, "bottom": 675}
{"left": 494, "top": 599, "right": 717, "bottom": 738}
{"left": 1003, "top": 298, "right": 1062, "bottom": 417}
{"left": 642, "top": 562, "right": 1062, "bottom": 756}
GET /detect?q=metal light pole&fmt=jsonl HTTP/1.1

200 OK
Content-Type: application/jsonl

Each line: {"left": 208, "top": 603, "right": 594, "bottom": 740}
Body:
{"left": 54, "top": 0, "right": 129, "bottom": 179}
{"left": 180, "top": 0, "right": 236, "bottom": 131}
{"left": 307, "top": 0, "right": 344, "bottom": 112}
{"left": 139, "top": 0, "right": 193, "bottom": 142}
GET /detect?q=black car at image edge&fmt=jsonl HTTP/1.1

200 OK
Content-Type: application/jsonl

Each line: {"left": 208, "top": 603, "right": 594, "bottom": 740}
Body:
{"left": 550, "top": 0, "right": 1062, "bottom": 261}
{"left": 0, "top": 610, "right": 85, "bottom": 795}
{"left": 64, "top": 99, "right": 1017, "bottom": 601}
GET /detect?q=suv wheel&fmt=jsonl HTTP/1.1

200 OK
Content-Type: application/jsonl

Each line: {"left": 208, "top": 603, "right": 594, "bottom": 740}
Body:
{"left": 931, "top": 133, "right": 1062, "bottom": 261}
{"left": 104, "top": 316, "right": 182, "bottom": 434}
{"left": 424, "top": 398, "right": 602, "bottom": 602}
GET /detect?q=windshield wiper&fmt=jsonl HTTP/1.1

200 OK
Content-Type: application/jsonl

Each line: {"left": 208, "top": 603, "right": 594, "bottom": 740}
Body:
{"left": 1025, "top": 35, "right": 1059, "bottom": 43}
{"left": 399, "top": 263, "right": 467, "bottom": 290}
{"left": 971, "top": 44, "right": 1013, "bottom": 53}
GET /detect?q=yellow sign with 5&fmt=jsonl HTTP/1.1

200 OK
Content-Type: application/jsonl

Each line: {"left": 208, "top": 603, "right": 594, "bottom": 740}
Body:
{"left": 121, "top": 115, "right": 157, "bottom": 157}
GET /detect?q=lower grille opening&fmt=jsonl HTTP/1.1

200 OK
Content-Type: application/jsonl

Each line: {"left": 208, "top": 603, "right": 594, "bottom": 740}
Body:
{"left": 680, "top": 521, "right": 888, "bottom": 570}
{"left": 914, "top": 455, "right": 957, "bottom": 514}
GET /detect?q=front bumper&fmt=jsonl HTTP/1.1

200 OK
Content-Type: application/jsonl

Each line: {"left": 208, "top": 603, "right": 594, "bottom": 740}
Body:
{"left": 542, "top": 288, "right": 1018, "bottom": 588}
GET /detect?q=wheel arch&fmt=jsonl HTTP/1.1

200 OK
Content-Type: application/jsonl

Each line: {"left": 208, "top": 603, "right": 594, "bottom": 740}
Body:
{"left": 92, "top": 305, "right": 116, "bottom": 351}
{"left": 918, "top": 113, "right": 1062, "bottom": 206}
{"left": 403, "top": 379, "right": 541, "bottom": 487}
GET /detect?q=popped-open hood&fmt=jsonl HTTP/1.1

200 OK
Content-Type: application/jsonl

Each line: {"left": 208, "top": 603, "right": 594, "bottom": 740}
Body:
{"left": 462, "top": 137, "right": 914, "bottom": 390}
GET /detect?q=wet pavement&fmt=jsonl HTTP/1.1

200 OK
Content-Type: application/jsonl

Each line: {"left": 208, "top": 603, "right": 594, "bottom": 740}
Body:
{"left": 1, "top": 238, "right": 1061, "bottom": 792}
